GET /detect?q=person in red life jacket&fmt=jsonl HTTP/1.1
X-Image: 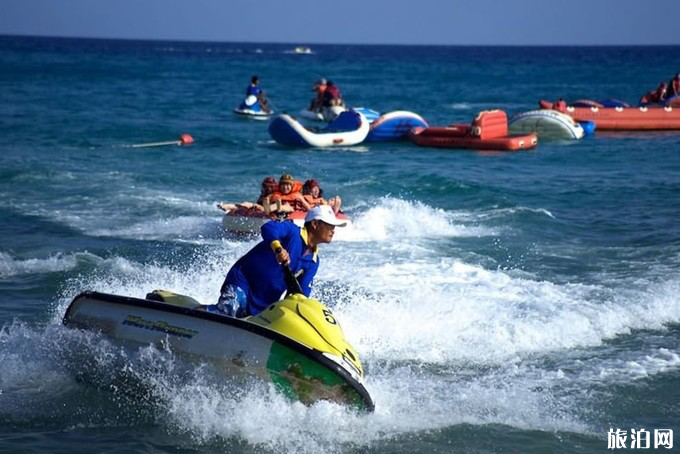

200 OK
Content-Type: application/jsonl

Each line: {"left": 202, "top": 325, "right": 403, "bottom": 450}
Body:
{"left": 322, "top": 80, "right": 344, "bottom": 107}
{"left": 264, "top": 173, "right": 311, "bottom": 216}
{"left": 308, "top": 78, "right": 327, "bottom": 112}
{"left": 217, "top": 176, "right": 279, "bottom": 214}
{"left": 302, "top": 179, "right": 343, "bottom": 214}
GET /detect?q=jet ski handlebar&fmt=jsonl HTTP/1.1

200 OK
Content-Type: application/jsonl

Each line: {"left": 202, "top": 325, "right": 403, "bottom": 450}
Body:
{"left": 270, "top": 240, "right": 304, "bottom": 295}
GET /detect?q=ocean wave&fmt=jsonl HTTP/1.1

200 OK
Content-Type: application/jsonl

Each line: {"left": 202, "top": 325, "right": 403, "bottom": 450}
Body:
{"left": 0, "top": 251, "right": 100, "bottom": 277}
{"left": 321, "top": 250, "right": 680, "bottom": 367}
{"left": 339, "top": 197, "right": 496, "bottom": 242}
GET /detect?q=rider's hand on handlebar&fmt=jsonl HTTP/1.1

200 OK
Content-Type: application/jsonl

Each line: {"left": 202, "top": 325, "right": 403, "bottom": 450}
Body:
{"left": 276, "top": 248, "right": 290, "bottom": 266}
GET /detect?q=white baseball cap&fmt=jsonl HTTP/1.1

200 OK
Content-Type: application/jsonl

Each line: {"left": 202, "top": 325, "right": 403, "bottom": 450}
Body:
{"left": 304, "top": 205, "right": 347, "bottom": 227}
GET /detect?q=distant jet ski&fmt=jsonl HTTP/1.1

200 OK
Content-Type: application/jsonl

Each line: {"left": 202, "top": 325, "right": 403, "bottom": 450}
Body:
{"left": 62, "top": 287, "right": 373, "bottom": 411}
{"left": 234, "top": 95, "right": 273, "bottom": 119}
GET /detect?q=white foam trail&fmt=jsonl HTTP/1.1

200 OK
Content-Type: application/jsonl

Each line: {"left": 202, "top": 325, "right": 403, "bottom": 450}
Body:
{"left": 54, "top": 240, "right": 256, "bottom": 321}
{"left": 0, "top": 251, "right": 100, "bottom": 277}
{"left": 151, "top": 363, "right": 587, "bottom": 453}
{"left": 41, "top": 197, "right": 680, "bottom": 448}
{"left": 450, "top": 206, "right": 555, "bottom": 222}
{"left": 559, "top": 347, "right": 680, "bottom": 386}
{"left": 89, "top": 215, "right": 218, "bottom": 242}
{"left": 338, "top": 198, "right": 495, "bottom": 242}
{"left": 447, "top": 103, "right": 473, "bottom": 110}
{"left": 322, "top": 253, "right": 680, "bottom": 366}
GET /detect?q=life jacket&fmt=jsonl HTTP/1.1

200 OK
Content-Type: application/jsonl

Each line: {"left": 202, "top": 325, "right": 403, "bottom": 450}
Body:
{"left": 303, "top": 194, "right": 327, "bottom": 207}
{"left": 269, "top": 181, "right": 306, "bottom": 211}
{"left": 323, "top": 86, "right": 341, "bottom": 106}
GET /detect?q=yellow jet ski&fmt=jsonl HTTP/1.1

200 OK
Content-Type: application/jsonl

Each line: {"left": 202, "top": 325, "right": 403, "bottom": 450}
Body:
{"left": 63, "top": 243, "right": 373, "bottom": 412}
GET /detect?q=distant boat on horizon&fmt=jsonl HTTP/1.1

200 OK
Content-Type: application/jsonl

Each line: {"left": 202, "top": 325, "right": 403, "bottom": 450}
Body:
{"left": 285, "top": 45, "right": 313, "bottom": 55}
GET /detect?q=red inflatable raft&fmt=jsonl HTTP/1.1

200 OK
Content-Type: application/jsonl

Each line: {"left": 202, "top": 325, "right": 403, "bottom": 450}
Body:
{"left": 409, "top": 110, "right": 538, "bottom": 151}
{"left": 539, "top": 99, "right": 680, "bottom": 130}
{"left": 222, "top": 208, "right": 351, "bottom": 234}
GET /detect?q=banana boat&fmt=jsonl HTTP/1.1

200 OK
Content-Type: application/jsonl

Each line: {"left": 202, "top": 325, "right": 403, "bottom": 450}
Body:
{"left": 63, "top": 289, "right": 373, "bottom": 412}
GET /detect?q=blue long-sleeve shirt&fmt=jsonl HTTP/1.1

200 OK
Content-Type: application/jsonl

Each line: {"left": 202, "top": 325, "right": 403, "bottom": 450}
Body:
{"left": 246, "top": 84, "right": 262, "bottom": 96}
{"left": 223, "top": 221, "right": 318, "bottom": 315}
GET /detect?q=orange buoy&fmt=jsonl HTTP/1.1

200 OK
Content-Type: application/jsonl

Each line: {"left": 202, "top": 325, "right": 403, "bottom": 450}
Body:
{"left": 179, "top": 134, "right": 194, "bottom": 145}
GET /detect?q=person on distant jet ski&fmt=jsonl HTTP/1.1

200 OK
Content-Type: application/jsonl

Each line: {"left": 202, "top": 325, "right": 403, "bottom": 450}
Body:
{"left": 213, "top": 205, "right": 346, "bottom": 317}
{"left": 322, "top": 80, "right": 344, "bottom": 108}
{"left": 246, "top": 75, "right": 271, "bottom": 112}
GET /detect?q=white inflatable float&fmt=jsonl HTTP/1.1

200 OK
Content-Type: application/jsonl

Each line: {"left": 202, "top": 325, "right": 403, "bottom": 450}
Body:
{"left": 508, "top": 109, "right": 584, "bottom": 140}
{"left": 269, "top": 111, "right": 369, "bottom": 148}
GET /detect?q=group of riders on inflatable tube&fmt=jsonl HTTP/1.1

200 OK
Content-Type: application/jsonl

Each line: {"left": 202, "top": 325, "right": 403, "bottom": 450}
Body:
{"left": 217, "top": 173, "right": 343, "bottom": 224}
{"left": 639, "top": 73, "right": 680, "bottom": 106}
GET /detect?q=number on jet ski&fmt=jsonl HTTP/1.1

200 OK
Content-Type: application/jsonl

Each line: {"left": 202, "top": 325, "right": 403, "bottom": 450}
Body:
{"left": 323, "top": 309, "right": 337, "bottom": 325}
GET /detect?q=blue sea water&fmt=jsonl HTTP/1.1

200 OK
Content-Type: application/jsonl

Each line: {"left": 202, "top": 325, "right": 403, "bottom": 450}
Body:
{"left": 1, "top": 36, "right": 680, "bottom": 452}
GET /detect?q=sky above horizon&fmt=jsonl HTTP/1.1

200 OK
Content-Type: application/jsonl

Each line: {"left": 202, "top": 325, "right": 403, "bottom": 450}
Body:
{"left": 2, "top": 0, "right": 680, "bottom": 46}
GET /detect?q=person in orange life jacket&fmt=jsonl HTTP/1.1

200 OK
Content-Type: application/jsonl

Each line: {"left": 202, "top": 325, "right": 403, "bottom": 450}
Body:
{"left": 217, "top": 176, "right": 279, "bottom": 214}
{"left": 264, "top": 173, "right": 311, "bottom": 216}
{"left": 322, "top": 80, "right": 344, "bottom": 107}
{"left": 302, "top": 179, "right": 343, "bottom": 214}
{"left": 213, "top": 205, "right": 347, "bottom": 317}
{"left": 309, "top": 78, "right": 327, "bottom": 112}
{"left": 246, "top": 75, "right": 271, "bottom": 113}
{"left": 302, "top": 179, "right": 326, "bottom": 206}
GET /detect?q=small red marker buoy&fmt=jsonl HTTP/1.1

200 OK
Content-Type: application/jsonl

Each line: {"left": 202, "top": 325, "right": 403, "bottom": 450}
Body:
{"left": 127, "top": 133, "right": 195, "bottom": 149}
{"left": 179, "top": 133, "right": 194, "bottom": 145}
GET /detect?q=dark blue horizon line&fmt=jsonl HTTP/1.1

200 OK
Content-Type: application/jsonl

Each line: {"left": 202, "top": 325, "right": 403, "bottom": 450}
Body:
{"left": 1, "top": 33, "right": 678, "bottom": 49}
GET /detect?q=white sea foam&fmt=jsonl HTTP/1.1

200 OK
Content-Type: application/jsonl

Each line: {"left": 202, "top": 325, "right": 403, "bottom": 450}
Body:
{"left": 339, "top": 197, "right": 495, "bottom": 242}
{"left": 89, "top": 215, "right": 218, "bottom": 242}
{"left": 322, "top": 249, "right": 680, "bottom": 366}
{"left": 0, "top": 251, "right": 99, "bottom": 277}
{"left": 24, "top": 195, "right": 680, "bottom": 450}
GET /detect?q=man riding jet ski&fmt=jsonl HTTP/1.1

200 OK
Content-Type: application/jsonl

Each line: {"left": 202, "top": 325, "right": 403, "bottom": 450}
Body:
{"left": 212, "top": 205, "right": 346, "bottom": 317}
{"left": 62, "top": 206, "right": 373, "bottom": 411}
